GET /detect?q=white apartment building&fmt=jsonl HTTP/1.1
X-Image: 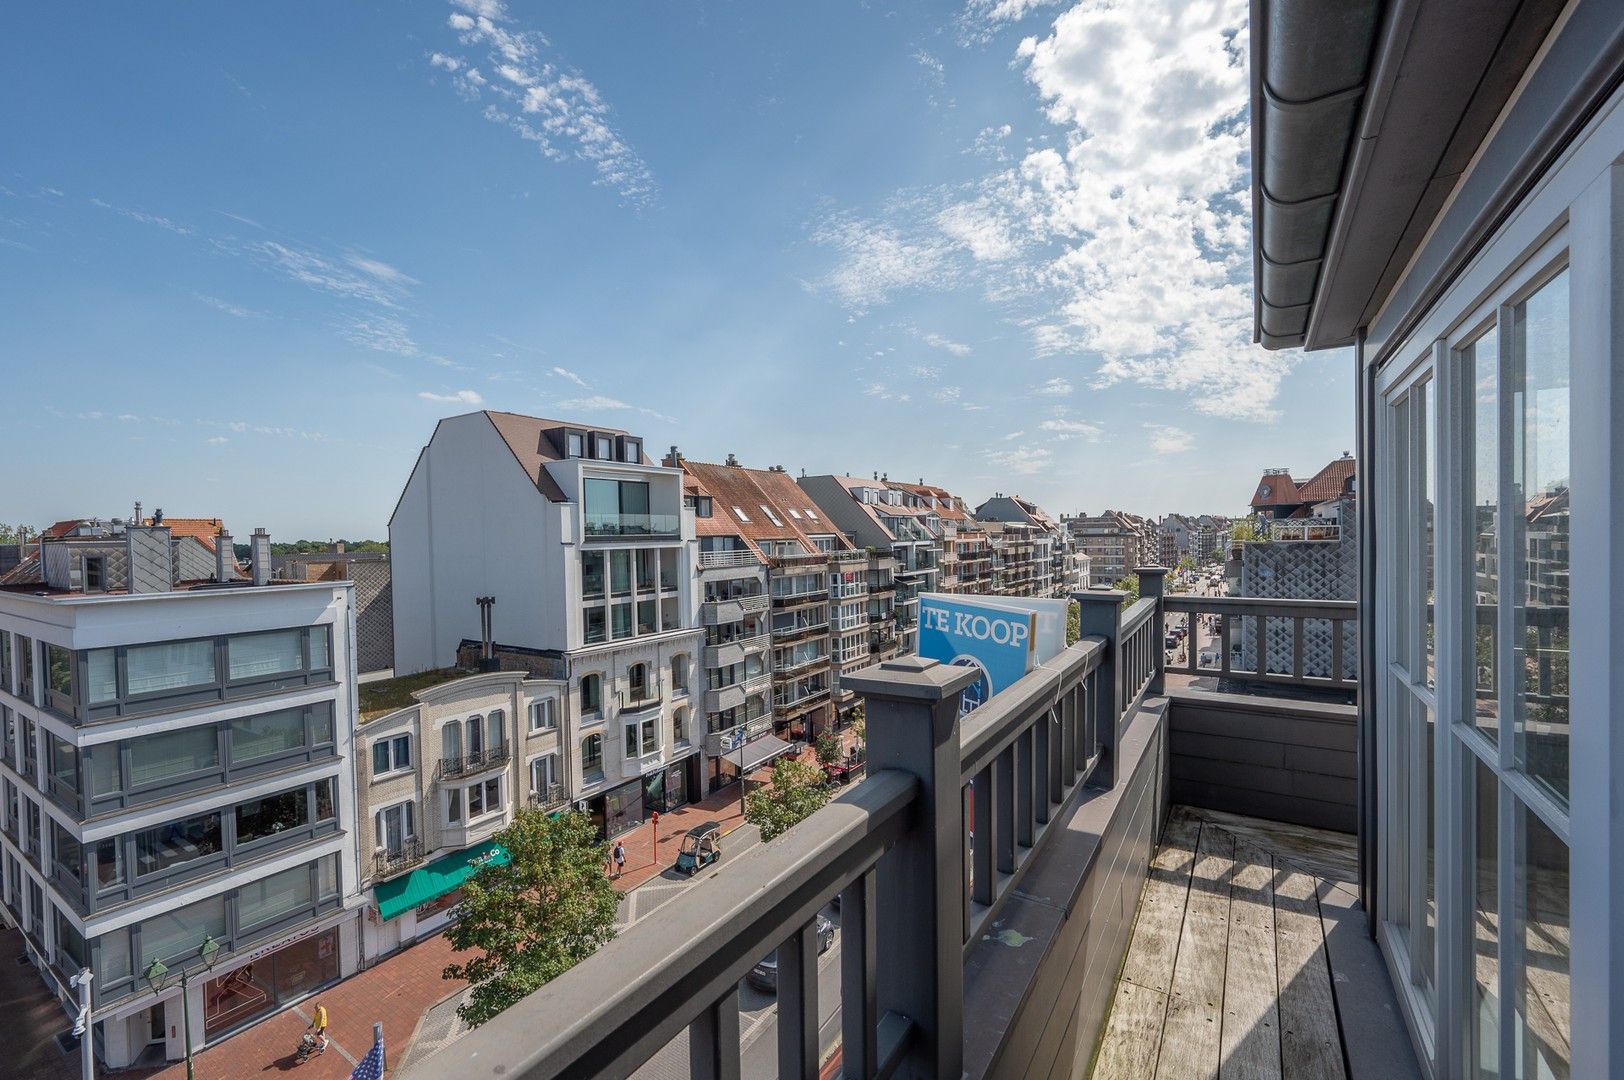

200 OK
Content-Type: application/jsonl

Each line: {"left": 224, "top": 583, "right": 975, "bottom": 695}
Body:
{"left": 356, "top": 670, "right": 565, "bottom": 961}
{"left": 390, "top": 411, "right": 704, "bottom": 839}
{"left": 0, "top": 524, "right": 360, "bottom": 1070}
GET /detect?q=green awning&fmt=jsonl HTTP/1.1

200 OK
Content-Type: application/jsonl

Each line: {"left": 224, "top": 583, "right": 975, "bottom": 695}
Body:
{"left": 374, "top": 842, "right": 510, "bottom": 921}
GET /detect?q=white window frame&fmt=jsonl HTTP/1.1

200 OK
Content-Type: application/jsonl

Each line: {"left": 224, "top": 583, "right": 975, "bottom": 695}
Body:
{"left": 528, "top": 699, "right": 557, "bottom": 733}
{"left": 373, "top": 800, "right": 415, "bottom": 854}
{"left": 372, "top": 734, "right": 412, "bottom": 778}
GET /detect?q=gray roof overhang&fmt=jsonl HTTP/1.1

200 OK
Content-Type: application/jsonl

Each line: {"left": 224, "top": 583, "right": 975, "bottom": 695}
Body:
{"left": 1251, "top": 0, "right": 1566, "bottom": 352}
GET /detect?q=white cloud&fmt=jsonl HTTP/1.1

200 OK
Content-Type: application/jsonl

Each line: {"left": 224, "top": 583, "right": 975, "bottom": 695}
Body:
{"left": 552, "top": 366, "right": 589, "bottom": 387}
{"left": 1001, "top": 430, "right": 1024, "bottom": 440}
{"left": 343, "top": 316, "right": 421, "bottom": 357}
{"left": 817, "top": 0, "right": 1292, "bottom": 422}
{"left": 207, "top": 436, "right": 229, "bottom": 445}
{"left": 922, "top": 332, "right": 971, "bottom": 356}
{"left": 432, "top": 1, "right": 655, "bottom": 204}
{"left": 555, "top": 395, "right": 677, "bottom": 423}
{"left": 1039, "top": 418, "right": 1102, "bottom": 441}
{"left": 249, "top": 241, "right": 410, "bottom": 308}
{"left": 910, "top": 363, "right": 941, "bottom": 379}
{"left": 194, "top": 293, "right": 262, "bottom": 318}
{"left": 958, "top": 0, "right": 1062, "bottom": 44}
{"left": 1144, "top": 423, "right": 1194, "bottom": 453}
{"left": 418, "top": 389, "right": 485, "bottom": 405}
{"left": 811, "top": 212, "right": 954, "bottom": 310}
{"left": 932, "top": 386, "right": 963, "bottom": 404}
{"left": 344, "top": 254, "right": 418, "bottom": 287}
{"left": 1036, "top": 377, "right": 1071, "bottom": 396}
{"left": 88, "top": 196, "right": 192, "bottom": 236}
{"left": 969, "top": 124, "right": 1014, "bottom": 162}
{"left": 983, "top": 445, "right": 1052, "bottom": 475}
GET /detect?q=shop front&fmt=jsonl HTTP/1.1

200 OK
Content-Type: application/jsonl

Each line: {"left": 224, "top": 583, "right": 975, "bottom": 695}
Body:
{"left": 201, "top": 923, "right": 342, "bottom": 1041}
{"left": 367, "top": 841, "right": 509, "bottom": 960}
{"left": 643, "top": 753, "right": 699, "bottom": 814}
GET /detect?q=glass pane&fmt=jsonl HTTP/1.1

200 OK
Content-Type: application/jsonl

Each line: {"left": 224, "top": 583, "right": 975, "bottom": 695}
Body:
{"left": 1471, "top": 757, "right": 1500, "bottom": 1078}
{"left": 314, "top": 779, "right": 334, "bottom": 821}
{"left": 1466, "top": 330, "right": 1500, "bottom": 742}
{"left": 46, "top": 644, "right": 72, "bottom": 697}
{"left": 139, "top": 895, "right": 227, "bottom": 969}
{"left": 135, "top": 812, "right": 223, "bottom": 876}
{"left": 308, "top": 628, "right": 329, "bottom": 670}
{"left": 238, "top": 864, "right": 312, "bottom": 930}
{"left": 1388, "top": 676, "right": 1411, "bottom": 940}
{"left": 128, "top": 727, "right": 219, "bottom": 788}
{"left": 86, "top": 649, "right": 117, "bottom": 704}
{"left": 1515, "top": 804, "right": 1569, "bottom": 1078}
{"left": 235, "top": 787, "right": 308, "bottom": 845}
{"left": 231, "top": 708, "right": 306, "bottom": 762}
{"left": 228, "top": 629, "right": 303, "bottom": 680}
{"left": 1510, "top": 269, "right": 1570, "bottom": 808}
{"left": 1420, "top": 701, "right": 1436, "bottom": 1003}
{"left": 610, "top": 551, "right": 631, "bottom": 594}
{"left": 89, "top": 746, "right": 119, "bottom": 797}
{"left": 126, "top": 640, "right": 216, "bottom": 696}
{"left": 95, "top": 929, "right": 131, "bottom": 986}
{"left": 612, "top": 603, "right": 633, "bottom": 640}
{"left": 1422, "top": 380, "right": 1437, "bottom": 690}
{"left": 1392, "top": 397, "right": 1413, "bottom": 671}
{"left": 581, "top": 552, "right": 605, "bottom": 598}
{"left": 311, "top": 702, "right": 334, "bottom": 744}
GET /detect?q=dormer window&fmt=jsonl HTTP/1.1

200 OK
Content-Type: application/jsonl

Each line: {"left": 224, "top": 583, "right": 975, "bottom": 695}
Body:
{"left": 592, "top": 434, "right": 615, "bottom": 461}
{"left": 619, "top": 436, "right": 642, "bottom": 464}
{"left": 566, "top": 431, "right": 585, "bottom": 458}
{"left": 83, "top": 556, "right": 105, "bottom": 592}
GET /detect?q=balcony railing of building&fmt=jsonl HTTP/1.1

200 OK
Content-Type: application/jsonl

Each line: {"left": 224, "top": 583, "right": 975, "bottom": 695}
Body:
{"left": 374, "top": 837, "right": 425, "bottom": 878}
{"left": 528, "top": 784, "right": 571, "bottom": 814}
{"left": 1267, "top": 517, "right": 1341, "bottom": 542}
{"left": 584, "top": 512, "right": 682, "bottom": 540}
{"left": 772, "top": 617, "right": 828, "bottom": 640}
{"left": 1161, "top": 594, "right": 1357, "bottom": 691}
{"left": 436, "top": 744, "right": 513, "bottom": 781}
{"left": 699, "top": 550, "right": 761, "bottom": 569}
{"left": 409, "top": 570, "right": 1377, "bottom": 1080}
{"left": 774, "top": 653, "right": 830, "bottom": 676}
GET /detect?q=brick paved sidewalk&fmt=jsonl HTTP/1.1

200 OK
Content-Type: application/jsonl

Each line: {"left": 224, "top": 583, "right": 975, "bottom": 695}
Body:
{"left": 143, "top": 930, "right": 470, "bottom": 1080}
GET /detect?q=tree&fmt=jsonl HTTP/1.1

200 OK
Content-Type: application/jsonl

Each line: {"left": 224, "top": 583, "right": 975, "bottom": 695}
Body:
{"left": 442, "top": 808, "right": 618, "bottom": 1027}
{"left": 850, "top": 703, "right": 865, "bottom": 750}
{"left": 746, "top": 756, "right": 832, "bottom": 842}
{"left": 1113, "top": 574, "right": 1141, "bottom": 603}
{"left": 1229, "top": 517, "right": 1268, "bottom": 544}
{"left": 1066, "top": 601, "right": 1081, "bottom": 646}
{"left": 814, "top": 730, "right": 842, "bottom": 765}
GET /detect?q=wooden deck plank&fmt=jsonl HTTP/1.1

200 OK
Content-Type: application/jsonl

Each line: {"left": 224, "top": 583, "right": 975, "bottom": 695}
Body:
{"left": 1092, "top": 980, "right": 1170, "bottom": 1080}
{"left": 1274, "top": 865, "right": 1346, "bottom": 1080}
{"left": 1118, "top": 813, "right": 1202, "bottom": 995}
{"left": 1186, "top": 807, "right": 1357, "bottom": 886}
{"left": 1220, "top": 842, "right": 1281, "bottom": 1080}
{"left": 1154, "top": 823, "right": 1235, "bottom": 1080}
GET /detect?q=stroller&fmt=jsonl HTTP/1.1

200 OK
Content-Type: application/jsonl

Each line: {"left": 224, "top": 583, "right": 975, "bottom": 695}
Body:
{"left": 295, "top": 1031, "right": 328, "bottom": 1064}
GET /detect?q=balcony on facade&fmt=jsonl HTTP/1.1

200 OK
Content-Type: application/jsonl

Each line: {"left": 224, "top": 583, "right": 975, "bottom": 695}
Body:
{"left": 704, "top": 673, "right": 771, "bottom": 714}
{"left": 411, "top": 577, "right": 1400, "bottom": 1080}
{"left": 582, "top": 512, "right": 682, "bottom": 541}
{"left": 698, "top": 550, "right": 761, "bottom": 570}
{"left": 373, "top": 836, "right": 425, "bottom": 879}
{"left": 770, "top": 613, "right": 828, "bottom": 640}
{"left": 434, "top": 742, "right": 513, "bottom": 782}
{"left": 701, "top": 593, "right": 769, "bottom": 625}
{"left": 703, "top": 632, "right": 769, "bottom": 669}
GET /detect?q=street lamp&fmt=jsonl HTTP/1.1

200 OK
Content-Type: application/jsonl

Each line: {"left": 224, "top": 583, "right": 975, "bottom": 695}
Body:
{"left": 142, "top": 936, "right": 219, "bottom": 1080}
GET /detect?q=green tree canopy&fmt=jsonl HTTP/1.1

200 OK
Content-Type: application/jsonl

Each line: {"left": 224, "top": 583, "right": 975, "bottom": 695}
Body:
{"left": 442, "top": 808, "right": 618, "bottom": 1027}
{"left": 1113, "top": 574, "right": 1141, "bottom": 603}
{"left": 746, "top": 756, "right": 832, "bottom": 842}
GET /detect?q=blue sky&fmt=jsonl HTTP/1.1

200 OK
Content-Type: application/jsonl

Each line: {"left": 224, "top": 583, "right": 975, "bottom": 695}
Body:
{"left": 1, "top": 1, "right": 1353, "bottom": 538}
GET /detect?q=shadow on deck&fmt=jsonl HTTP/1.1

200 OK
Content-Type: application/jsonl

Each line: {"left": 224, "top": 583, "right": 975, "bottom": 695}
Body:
{"left": 1091, "top": 806, "right": 1420, "bottom": 1079}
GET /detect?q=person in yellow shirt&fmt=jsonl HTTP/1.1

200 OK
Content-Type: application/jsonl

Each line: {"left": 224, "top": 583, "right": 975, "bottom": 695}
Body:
{"left": 307, "top": 1001, "right": 329, "bottom": 1053}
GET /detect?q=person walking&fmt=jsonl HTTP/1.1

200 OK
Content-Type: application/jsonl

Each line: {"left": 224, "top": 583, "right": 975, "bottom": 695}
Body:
{"left": 611, "top": 839, "right": 626, "bottom": 879}
{"left": 307, "top": 999, "right": 330, "bottom": 1054}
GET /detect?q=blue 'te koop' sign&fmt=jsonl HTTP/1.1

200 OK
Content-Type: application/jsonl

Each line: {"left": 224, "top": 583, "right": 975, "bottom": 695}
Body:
{"left": 916, "top": 594, "right": 1037, "bottom": 716}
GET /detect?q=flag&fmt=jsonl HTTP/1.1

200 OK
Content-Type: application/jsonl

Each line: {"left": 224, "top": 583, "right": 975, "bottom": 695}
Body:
{"left": 350, "top": 1035, "right": 385, "bottom": 1080}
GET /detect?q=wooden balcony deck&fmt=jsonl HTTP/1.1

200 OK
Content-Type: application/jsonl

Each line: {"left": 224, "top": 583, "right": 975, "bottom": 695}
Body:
{"left": 1091, "top": 806, "right": 1420, "bottom": 1080}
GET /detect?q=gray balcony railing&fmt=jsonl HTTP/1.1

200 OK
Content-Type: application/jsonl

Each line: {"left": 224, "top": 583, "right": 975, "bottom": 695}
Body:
{"left": 699, "top": 550, "right": 760, "bottom": 569}
{"left": 1161, "top": 593, "right": 1357, "bottom": 689}
{"left": 409, "top": 580, "right": 1140, "bottom": 1080}
{"left": 528, "top": 784, "right": 571, "bottom": 813}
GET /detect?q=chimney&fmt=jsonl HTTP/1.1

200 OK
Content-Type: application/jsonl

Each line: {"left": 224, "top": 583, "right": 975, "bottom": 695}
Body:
{"left": 335, "top": 540, "right": 345, "bottom": 555}
{"left": 133, "top": 500, "right": 143, "bottom": 524}
{"left": 873, "top": 471, "right": 879, "bottom": 481}
{"left": 664, "top": 445, "right": 681, "bottom": 467}
{"left": 725, "top": 453, "right": 739, "bottom": 467}
{"left": 250, "top": 528, "right": 272, "bottom": 586}
{"left": 215, "top": 528, "right": 234, "bottom": 581}
{"left": 476, "top": 596, "right": 498, "bottom": 671}
{"left": 125, "top": 526, "right": 173, "bottom": 594}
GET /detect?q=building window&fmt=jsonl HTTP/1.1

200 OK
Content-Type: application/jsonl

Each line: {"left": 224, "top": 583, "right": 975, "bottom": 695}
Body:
{"left": 566, "top": 431, "right": 584, "bottom": 458}
{"left": 628, "top": 663, "right": 650, "bottom": 702}
{"left": 760, "top": 505, "right": 784, "bottom": 527}
{"left": 227, "top": 629, "right": 303, "bottom": 681}
{"left": 672, "top": 707, "right": 687, "bottom": 746}
{"left": 371, "top": 735, "right": 411, "bottom": 777}
{"left": 581, "top": 551, "right": 606, "bottom": 598}
{"left": 464, "top": 776, "right": 501, "bottom": 819}
{"left": 693, "top": 496, "right": 713, "bottom": 518}
{"left": 670, "top": 655, "right": 687, "bottom": 692}
{"left": 620, "top": 437, "right": 642, "bottom": 463}
{"left": 83, "top": 557, "right": 104, "bottom": 592}
{"left": 581, "top": 734, "right": 603, "bottom": 774}
{"left": 732, "top": 506, "right": 750, "bottom": 523}
{"left": 641, "top": 717, "right": 658, "bottom": 756}
{"left": 581, "top": 674, "right": 602, "bottom": 713}
{"left": 592, "top": 434, "right": 615, "bottom": 460}
{"left": 125, "top": 639, "right": 215, "bottom": 697}
{"left": 135, "top": 812, "right": 223, "bottom": 877}
{"left": 374, "top": 802, "right": 415, "bottom": 855}
{"left": 235, "top": 787, "right": 309, "bottom": 846}
{"left": 528, "top": 699, "right": 556, "bottom": 732}
{"left": 530, "top": 754, "right": 558, "bottom": 795}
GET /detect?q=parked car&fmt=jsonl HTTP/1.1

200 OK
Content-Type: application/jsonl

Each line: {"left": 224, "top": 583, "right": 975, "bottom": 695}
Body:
{"left": 746, "top": 915, "right": 836, "bottom": 993}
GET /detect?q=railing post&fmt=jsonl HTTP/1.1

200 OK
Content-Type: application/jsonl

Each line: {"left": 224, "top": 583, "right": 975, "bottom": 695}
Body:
{"left": 1135, "top": 566, "right": 1168, "bottom": 696}
{"left": 846, "top": 656, "right": 978, "bottom": 1080}
{"left": 1072, "top": 587, "right": 1126, "bottom": 789}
